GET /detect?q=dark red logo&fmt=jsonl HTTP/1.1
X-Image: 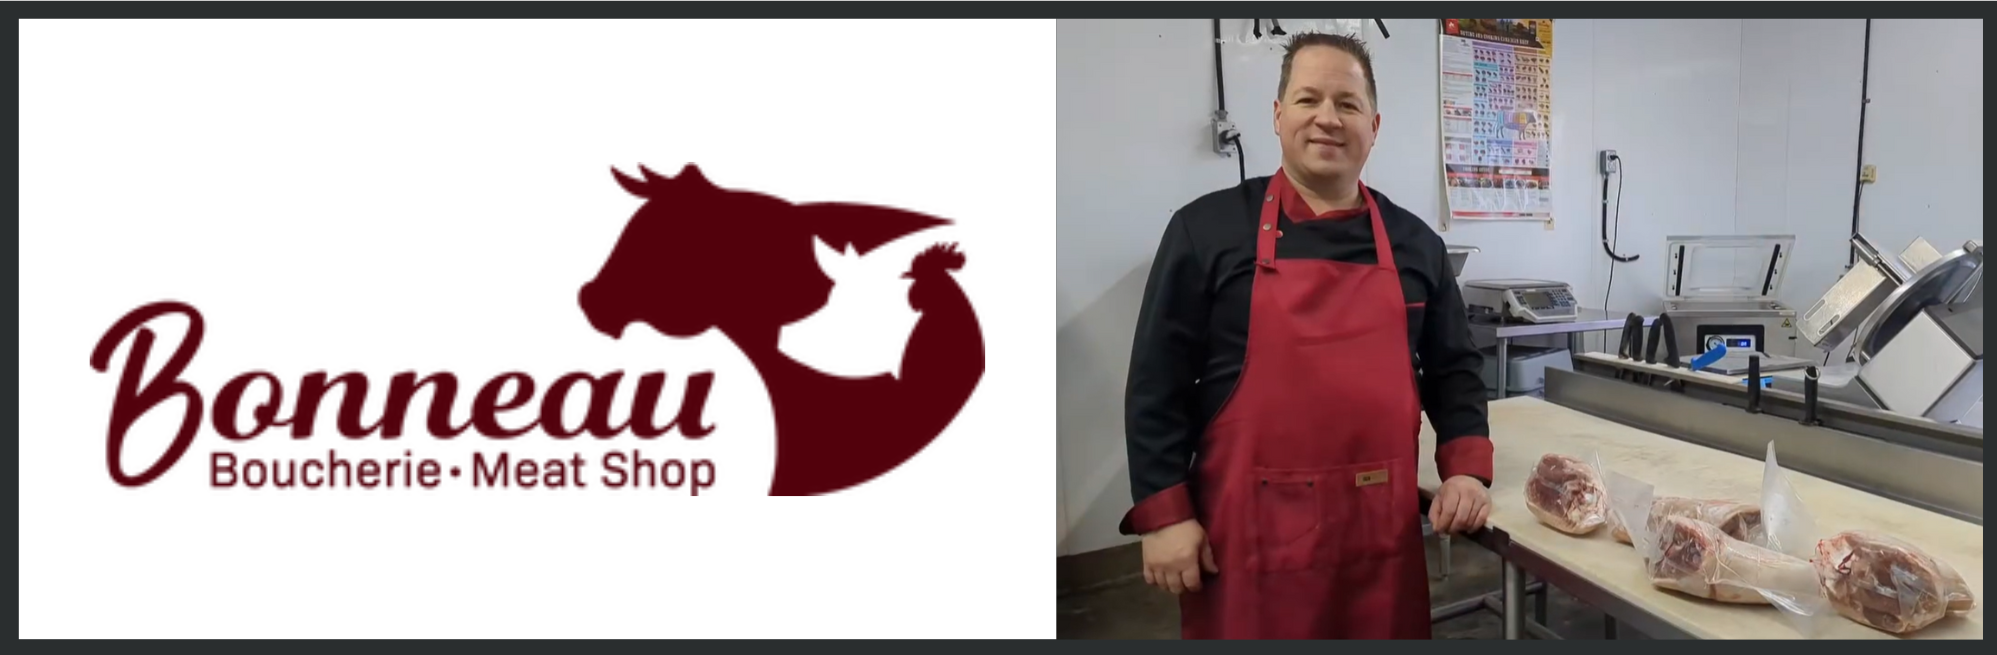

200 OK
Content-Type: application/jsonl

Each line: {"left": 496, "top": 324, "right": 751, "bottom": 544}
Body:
{"left": 88, "top": 164, "right": 984, "bottom": 496}
{"left": 580, "top": 164, "right": 985, "bottom": 495}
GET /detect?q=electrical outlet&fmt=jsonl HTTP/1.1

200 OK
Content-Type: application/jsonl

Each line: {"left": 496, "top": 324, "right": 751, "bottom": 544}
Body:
{"left": 1861, "top": 164, "right": 1878, "bottom": 184}
{"left": 1599, "top": 150, "right": 1619, "bottom": 175}
{"left": 1212, "top": 111, "right": 1241, "bottom": 157}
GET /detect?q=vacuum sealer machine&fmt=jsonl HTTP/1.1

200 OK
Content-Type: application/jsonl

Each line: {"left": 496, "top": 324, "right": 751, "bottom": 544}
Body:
{"left": 1659, "top": 234, "right": 1807, "bottom": 360}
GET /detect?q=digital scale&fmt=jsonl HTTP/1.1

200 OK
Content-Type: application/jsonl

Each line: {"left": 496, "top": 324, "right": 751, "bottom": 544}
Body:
{"left": 1464, "top": 279, "right": 1580, "bottom": 323}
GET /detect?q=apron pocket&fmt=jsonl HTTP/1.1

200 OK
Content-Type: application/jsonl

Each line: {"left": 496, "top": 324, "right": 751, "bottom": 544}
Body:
{"left": 1249, "top": 468, "right": 1325, "bottom": 573}
{"left": 1322, "top": 459, "right": 1419, "bottom": 563}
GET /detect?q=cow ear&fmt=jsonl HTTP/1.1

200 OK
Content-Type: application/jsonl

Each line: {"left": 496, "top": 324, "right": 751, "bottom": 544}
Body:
{"left": 812, "top": 236, "right": 850, "bottom": 280}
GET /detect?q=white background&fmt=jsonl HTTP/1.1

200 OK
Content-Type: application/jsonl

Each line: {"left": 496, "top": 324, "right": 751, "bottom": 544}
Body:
{"left": 1055, "top": 19, "right": 1980, "bottom": 557}
{"left": 20, "top": 19, "right": 1056, "bottom": 638}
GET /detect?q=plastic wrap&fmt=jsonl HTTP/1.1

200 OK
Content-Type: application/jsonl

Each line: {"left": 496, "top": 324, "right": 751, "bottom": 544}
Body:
{"left": 1611, "top": 497, "right": 1763, "bottom": 546}
{"left": 1748, "top": 441, "right": 1841, "bottom": 635}
{"left": 1743, "top": 441, "right": 1882, "bottom": 637}
{"left": 1640, "top": 514, "right": 1818, "bottom": 604}
{"left": 1523, "top": 453, "right": 1607, "bottom": 535}
{"left": 1594, "top": 452, "right": 1631, "bottom": 541}
{"left": 1600, "top": 441, "right": 1975, "bottom": 635}
{"left": 1593, "top": 451, "right": 1653, "bottom": 547}
{"left": 1609, "top": 442, "right": 1832, "bottom": 633}
{"left": 1814, "top": 531, "right": 1978, "bottom": 634}
{"left": 1756, "top": 440, "right": 1818, "bottom": 560}
{"left": 1602, "top": 465, "right": 1655, "bottom": 549}
{"left": 1757, "top": 439, "right": 1977, "bottom": 634}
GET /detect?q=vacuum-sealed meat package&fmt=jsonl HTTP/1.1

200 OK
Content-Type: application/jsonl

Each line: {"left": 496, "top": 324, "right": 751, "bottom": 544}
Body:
{"left": 1814, "top": 531, "right": 1978, "bottom": 634}
{"left": 1644, "top": 514, "right": 1818, "bottom": 605}
{"left": 1524, "top": 453, "right": 1607, "bottom": 535}
{"left": 1753, "top": 442, "right": 1972, "bottom": 636}
{"left": 1613, "top": 497, "right": 1763, "bottom": 545}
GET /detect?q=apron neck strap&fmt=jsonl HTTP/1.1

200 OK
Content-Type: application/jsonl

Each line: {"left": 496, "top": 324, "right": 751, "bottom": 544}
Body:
{"left": 1258, "top": 171, "right": 1396, "bottom": 271}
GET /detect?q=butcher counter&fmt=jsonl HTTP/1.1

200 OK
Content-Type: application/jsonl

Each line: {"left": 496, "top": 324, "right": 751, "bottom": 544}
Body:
{"left": 1417, "top": 393, "right": 1985, "bottom": 640}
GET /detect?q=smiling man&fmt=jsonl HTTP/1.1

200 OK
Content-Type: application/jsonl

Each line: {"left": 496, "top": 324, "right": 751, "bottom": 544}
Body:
{"left": 1119, "top": 32, "right": 1493, "bottom": 639}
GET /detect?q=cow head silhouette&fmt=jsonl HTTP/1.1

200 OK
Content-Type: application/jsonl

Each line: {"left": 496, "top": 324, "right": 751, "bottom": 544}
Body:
{"left": 578, "top": 164, "right": 983, "bottom": 496}
{"left": 578, "top": 164, "right": 949, "bottom": 348}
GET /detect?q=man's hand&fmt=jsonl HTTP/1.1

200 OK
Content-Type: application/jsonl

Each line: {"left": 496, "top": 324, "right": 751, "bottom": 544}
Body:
{"left": 1430, "top": 475, "right": 1491, "bottom": 534}
{"left": 1140, "top": 518, "right": 1218, "bottom": 594}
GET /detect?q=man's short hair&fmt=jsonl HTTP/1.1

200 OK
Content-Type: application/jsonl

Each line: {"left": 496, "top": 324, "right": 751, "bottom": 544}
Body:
{"left": 1277, "top": 32, "right": 1378, "bottom": 110}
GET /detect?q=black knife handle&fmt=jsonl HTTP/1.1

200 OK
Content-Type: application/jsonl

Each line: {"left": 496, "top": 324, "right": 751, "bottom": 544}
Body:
{"left": 1746, "top": 355, "right": 1763, "bottom": 414}
{"left": 1615, "top": 313, "right": 1644, "bottom": 382}
{"left": 1645, "top": 314, "right": 1679, "bottom": 367}
{"left": 1801, "top": 366, "right": 1821, "bottom": 426}
{"left": 1618, "top": 313, "right": 1644, "bottom": 360}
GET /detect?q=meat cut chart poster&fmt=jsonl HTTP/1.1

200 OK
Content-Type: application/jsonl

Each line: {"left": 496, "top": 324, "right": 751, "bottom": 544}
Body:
{"left": 1438, "top": 18, "right": 1554, "bottom": 226}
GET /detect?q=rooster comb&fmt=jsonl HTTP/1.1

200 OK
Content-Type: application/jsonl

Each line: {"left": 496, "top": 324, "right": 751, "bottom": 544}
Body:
{"left": 909, "top": 242, "right": 967, "bottom": 275}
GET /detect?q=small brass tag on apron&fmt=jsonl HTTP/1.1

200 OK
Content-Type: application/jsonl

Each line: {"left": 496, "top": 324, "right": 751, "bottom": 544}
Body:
{"left": 1355, "top": 469, "right": 1389, "bottom": 487}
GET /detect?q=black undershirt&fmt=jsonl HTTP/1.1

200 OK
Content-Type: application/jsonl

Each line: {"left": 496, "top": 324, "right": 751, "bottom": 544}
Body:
{"left": 1124, "top": 177, "right": 1489, "bottom": 506}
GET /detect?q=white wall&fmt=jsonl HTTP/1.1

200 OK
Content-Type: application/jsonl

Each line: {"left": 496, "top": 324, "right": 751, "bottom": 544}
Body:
{"left": 1056, "top": 19, "right": 1236, "bottom": 558}
{"left": 1855, "top": 19, "right": 1985, "bottom": 260}
{"left": 1055, "top": 19, "right": 1881, "bottom": 558}
{"left": 1732, "top": 20, "right": 1870, "bottom": 319}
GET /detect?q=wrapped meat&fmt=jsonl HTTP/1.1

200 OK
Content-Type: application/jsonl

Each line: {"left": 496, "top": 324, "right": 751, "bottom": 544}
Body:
{"left": 1814, "top": 531, "right": 1978, "bottom": 634}
{"left": 1612, "top": 497, "right": 1763, "bottom": 545}
{"left": 1643, "top": 515, "right": 1817, "bottom": 605}
{"left": 1524, "top": 453, "right": 1607, "bottom": 535}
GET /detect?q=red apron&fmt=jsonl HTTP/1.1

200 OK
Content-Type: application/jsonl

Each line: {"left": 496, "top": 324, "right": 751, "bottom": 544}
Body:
{"left": 1180, "top": 171, "right": 1431, "bottom": 639}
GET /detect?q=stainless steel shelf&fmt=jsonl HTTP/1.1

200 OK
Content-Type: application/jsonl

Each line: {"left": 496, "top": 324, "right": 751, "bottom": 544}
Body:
{"left": 1468, "top": 308, "right": 1656, "bottom": 339}
{"left": 1470, "top": 308, "right": 1657, "bottom": 398}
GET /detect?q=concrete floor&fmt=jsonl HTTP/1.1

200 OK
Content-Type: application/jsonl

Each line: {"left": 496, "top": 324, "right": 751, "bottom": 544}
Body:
{"left": 1058, "top": 535, "right": 1653, "bottom": 640}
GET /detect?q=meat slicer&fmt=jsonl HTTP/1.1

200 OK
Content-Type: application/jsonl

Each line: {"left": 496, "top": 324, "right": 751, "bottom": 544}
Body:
{"left": 1772, "top": 234, "right": 1983, "bottom": 428}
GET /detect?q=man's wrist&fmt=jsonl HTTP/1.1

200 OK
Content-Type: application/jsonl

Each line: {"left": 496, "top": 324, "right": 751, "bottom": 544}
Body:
{"left": 1435, "top": 436, "right": 1494, "bottom": 483}
{"left": 1121, "top": 483, "right": 1197, "bottom": 535}
{"left": 1444, "top": 473, "right": 1489, "bottom": 486}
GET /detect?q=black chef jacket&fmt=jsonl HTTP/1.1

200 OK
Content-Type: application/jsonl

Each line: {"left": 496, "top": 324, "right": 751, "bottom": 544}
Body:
{"left": 1123, "top": 177, "right": 1493, "bottom": 529}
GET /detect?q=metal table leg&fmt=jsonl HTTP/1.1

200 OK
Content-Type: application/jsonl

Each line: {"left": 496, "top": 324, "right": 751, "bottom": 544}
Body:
{"left": 1496, "top": 338, "right": 1510, "bottom": 399}
{"left": 1430, "top": 581, "right": 1545, "bottom": 624}
{"left": 1441, "top": 533, "right": 1452, "bottom": 580}
{"left": 1502, "top": 561, "right": 1524, "bottom": 639}
{"left": 1533, "top": 575, "right": 1548, "bottom": 624}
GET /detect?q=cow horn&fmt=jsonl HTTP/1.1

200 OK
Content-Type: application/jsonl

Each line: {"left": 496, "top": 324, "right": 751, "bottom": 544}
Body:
{"left": 611, "top": 166, "right": 648, "bottom": 198}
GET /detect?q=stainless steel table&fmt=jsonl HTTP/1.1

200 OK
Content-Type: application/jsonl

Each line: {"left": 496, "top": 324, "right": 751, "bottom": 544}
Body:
{"left": 1468, "top": 308, "right": 1656, "bottom": 399}
{"left": 1421, "top": 494, "right": 1655, "bottom": 640}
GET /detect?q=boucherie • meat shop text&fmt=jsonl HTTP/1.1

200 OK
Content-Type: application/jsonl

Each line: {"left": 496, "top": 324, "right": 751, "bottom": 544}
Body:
{"left": 89, "top": 302, "right": 721, "bottom": 495}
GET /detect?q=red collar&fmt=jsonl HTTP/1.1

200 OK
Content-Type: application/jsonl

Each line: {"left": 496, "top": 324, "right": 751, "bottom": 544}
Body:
{"left": 1278, "top": 181, "right": 1370, "bottom": 223}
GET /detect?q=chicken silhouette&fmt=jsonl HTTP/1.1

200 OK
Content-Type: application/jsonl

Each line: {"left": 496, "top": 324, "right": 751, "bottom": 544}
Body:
{"left": 578, "top": 164, "right": 985, "bottom": 495}
{"left": 896, "top": 243, "right": 985, "bottom": 442}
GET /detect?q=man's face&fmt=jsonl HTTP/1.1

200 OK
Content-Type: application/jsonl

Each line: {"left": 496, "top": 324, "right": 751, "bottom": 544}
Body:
{"left": 1273, "top": 46, "right": 1380, "bottom": 183}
